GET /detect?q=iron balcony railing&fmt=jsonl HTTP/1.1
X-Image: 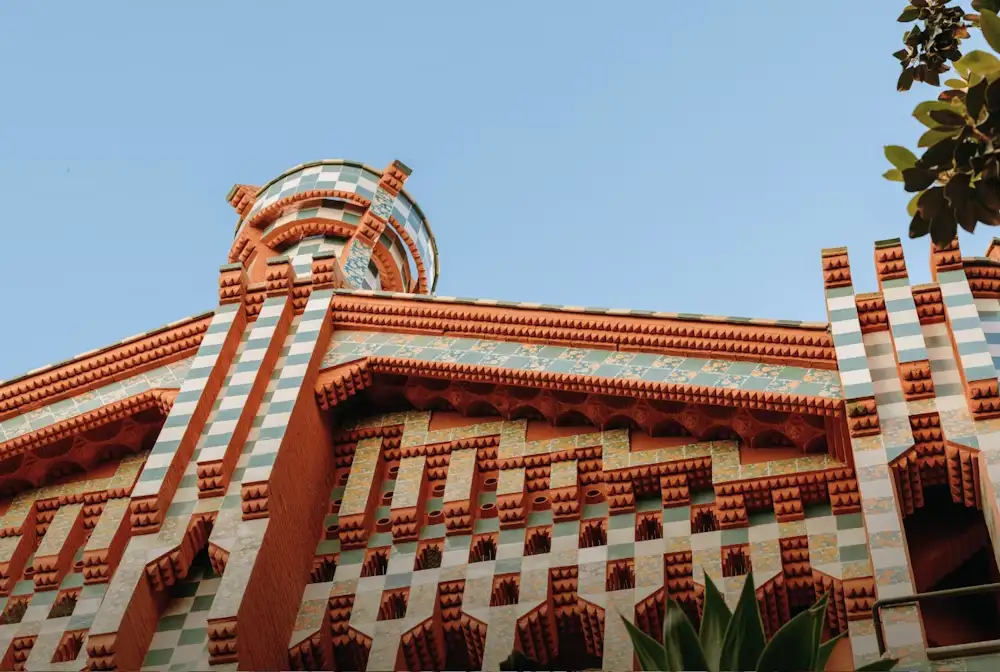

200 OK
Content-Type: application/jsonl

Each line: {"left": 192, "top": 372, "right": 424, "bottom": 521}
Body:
{"left": 873, "top": 582, "right": 1000, "bottom": 660}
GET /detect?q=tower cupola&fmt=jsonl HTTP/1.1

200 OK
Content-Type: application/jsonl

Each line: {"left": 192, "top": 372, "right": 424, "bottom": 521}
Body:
{"left": 226, "top": 159, "right": 439, "bottom": 294}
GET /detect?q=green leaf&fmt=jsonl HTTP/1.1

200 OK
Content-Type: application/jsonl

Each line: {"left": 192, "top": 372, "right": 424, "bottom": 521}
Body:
{"left": 903, "top": 167, "right": 938, "bottom": 192}
{"left": 809, "top": 593, "right": 829, "bottom": 668}
{"left": 929, "top": 109, "right": 966, "bottom": 127}
{"left": 856, "top": 656, "right": 900, "bottom": 671}
{"left": 983, "top": 11, "right": 1000, "bottom": 53}
{"left": 814, "top": 633, "right": 846, "bottom": 672}
{"left": 621, "top": 615, "right": 668, "bottom": 672}
{"left": 931, "top": 208, "right": 959, "bottom": 246}
{"left": 663, "top": 598, "right": 709, "bottom": 672}
{"left": 755, "top": 595, "right": 827, "bottom": 672}
{"left": 699, "top": 571, "right": 731, "bottom": 672}
{"left": 967, "top": 78, "right": 988, "bottom": 119}
{"left": 918, "top": 127, "right": 959, "bottom": 147}
{"left": 898, "top": 67, "right": 915, "bottom": 92}
{"left": 898, "top": 6, "right": 919, "bottom": 22}
{"left": 918, "top": 186, "right": 946, "bottom": 220}
{"left": 955, "top": 50, "right": 1000, "bottom": 79}
{"left": 913, "top": 100, "right": 957, "bottom": 127}
{"left": 920, "top": 137, "right": 958, "bottom": 168}
{"left": 908, "top": 192, "right": 923, "bottom": 216}
{"left": 946, "top": 78, "right": 969, "bottom": 88}
{"left": 884, "top": 145, "right": 918, "bottom": 170}
{"left": 884, "top": 169, "right": 904, "bottom": 181}
{"left": 910, "top": 213, "right": 931, "bottom": 238}
{"left": 718, "top": 572, "right": 766, "bottom": 672}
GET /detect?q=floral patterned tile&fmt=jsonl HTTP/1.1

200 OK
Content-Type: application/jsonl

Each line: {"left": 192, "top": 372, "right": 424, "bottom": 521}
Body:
{"left": 317, "top": 331, "right": 844, "bottom": 398}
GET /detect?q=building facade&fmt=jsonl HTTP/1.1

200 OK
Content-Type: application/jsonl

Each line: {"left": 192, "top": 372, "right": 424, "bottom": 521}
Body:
{"left": 0, "top": 158, "right": 999, "bottom": 671}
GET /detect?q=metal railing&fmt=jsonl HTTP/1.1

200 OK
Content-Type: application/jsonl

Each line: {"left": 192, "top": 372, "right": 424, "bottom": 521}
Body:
{"left": 873, "top": 582, "right": 1000, "bottom": 659}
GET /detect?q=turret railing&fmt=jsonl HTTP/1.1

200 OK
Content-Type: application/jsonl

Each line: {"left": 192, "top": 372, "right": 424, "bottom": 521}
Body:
{"left": 873, "top": 583, "right": 1000, "bottom": 660}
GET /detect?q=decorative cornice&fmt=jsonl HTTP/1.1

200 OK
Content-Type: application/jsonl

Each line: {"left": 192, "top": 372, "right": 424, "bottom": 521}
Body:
{"left": 259, "top": 219, "right": 355, "bottom": 251}
{"left": 329, "top": 294, "right": 837, "bottom": 369}
{"left": 874, "top": 239, "right": 908, "bottom": 283}
{"left": 911, "top": 284, "right": 945, "bottom": 324}
{"left": 315, "top": 357, "right": 842, "bottom": 415}
{"left": 0, "top": 389, "right": 176, "bottom": 464}
{"left": 0, "top": 316, "right": 208, "bottom": 421}
{"left": 247, "top": 189, "right": 370, "bottom": 231}
{"left": 226, "top": 184, "right": 260, "bottom": 218}
{"left": 233, "top": 216, "right": 407, "bottom": 293}
{"left": 931, "top": 238, "right": 962, "bottom": 276}
{"left": 855, "top": 293, "right": 888, "bottom": 334}
{"left": 821, "top": 247, "right": 852, "bottom": 289}
{"left": 963, "top": 256, "right": 1000, "bottom": 298}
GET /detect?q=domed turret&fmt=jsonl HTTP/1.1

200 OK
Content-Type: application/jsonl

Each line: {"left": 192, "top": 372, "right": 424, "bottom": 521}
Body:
{"left": 226, "top": 159, "right": 439, "bottom": 294}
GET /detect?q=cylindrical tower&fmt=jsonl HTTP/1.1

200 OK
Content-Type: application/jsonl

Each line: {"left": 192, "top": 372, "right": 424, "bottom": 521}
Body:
{"left": 225, "top": 159, "right": 439, "bottom": 294}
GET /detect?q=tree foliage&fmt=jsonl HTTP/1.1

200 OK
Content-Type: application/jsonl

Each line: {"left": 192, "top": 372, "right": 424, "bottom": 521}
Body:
{"left": 886, "top": 0, "right": 1000, "bottom": 245}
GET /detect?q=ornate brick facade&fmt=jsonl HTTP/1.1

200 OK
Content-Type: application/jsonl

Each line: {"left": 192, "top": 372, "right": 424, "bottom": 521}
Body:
{"left": 1, "top": 160, "right": 1000, "bottom": 670}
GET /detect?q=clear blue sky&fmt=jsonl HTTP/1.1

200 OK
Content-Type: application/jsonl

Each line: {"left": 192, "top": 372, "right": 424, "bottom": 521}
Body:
{"left": 0, "top": 2, "right": 990, "bottom": 381}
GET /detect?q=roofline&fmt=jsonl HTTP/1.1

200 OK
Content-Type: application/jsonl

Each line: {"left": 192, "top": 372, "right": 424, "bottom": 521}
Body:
{"left": 329, "top": 288, "right": 832, "bottom": 331}
{"left": 0, "top": 311, "right": 213, "bottom": 421}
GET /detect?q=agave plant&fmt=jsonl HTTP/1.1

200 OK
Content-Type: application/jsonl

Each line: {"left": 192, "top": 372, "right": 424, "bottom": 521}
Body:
{"left": 620, "top": 571, "right": 898, "bottom": 672}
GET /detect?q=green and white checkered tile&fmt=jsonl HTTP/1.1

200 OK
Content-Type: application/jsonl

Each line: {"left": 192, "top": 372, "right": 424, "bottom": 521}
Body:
{"left": 142, "top": 557, "right": 219, "bottom": 672}
{"left": 826, "top": 285, "right": 872, "bottom": 400}
{"left": 195, "top": 297, "right": 289, "bottom": 469}
{"left": 938, "top": 269, "right": 998, "bottom": 383}
{"left": 923, "top": 322, "right": 979, "bottom": 446}
{"left": 206, "top": 292, "right": 335, "bottom": 624}
{"left": 263, "top": 199, "right": 362, "bottom": 236}
{"left": 132, "top": 303, "right": 243, "bottom": 501}
{"left": 882, "top": 277, "right": 929, "bottom": 364}
{"left": 923, "top": 323, "right": 966, "bottom": 401}
{"left": 238, "top": 310, "right": 316, "bottom": 484}
{"left": 249, "top": 164, "right": 381, "bottom": 221}
{"left": 862, "top": 331, "right": 913, "bottom": 460}
{"left": 385, "top": 187, "right": 435, "bottom": 291}
{"left": 279, "top": 236, "right": 347, "bottom": 281}
{"left": 976, "top": 297, "right": 1000, "bottom": 373}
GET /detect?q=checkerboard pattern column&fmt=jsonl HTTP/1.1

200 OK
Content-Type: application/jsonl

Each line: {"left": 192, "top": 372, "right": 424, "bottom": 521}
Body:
{"left": 205, "top": 288, "right": 338, "bottom": 669}
{"left": 977, "top": 296, "right": 1000, "bottom": 373}
{"left": 932, "top": 240, "right": 1000, "bottom": 421}
{"left": 821, "top": 247, "right": 923, "bottom": 666}
{"left": 195, "top": 294, "right": 294, "bottom": 500}
{"left": 874, "top": 240, "right": 935, "bottom": 402}
{"left": 130, "top": 300, "right": 247, "bottom": 534}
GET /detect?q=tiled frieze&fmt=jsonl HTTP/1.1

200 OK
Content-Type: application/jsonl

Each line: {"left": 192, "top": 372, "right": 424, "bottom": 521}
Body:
{"left": 322, "top": 331, "right": 843, "bottom": 399}
{"left": 0, "top": 359, "right": 191, "bottom": 443}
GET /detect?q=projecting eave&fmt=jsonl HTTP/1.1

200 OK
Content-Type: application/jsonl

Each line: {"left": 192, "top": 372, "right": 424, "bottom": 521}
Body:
{"left": 0, "top": 311, "right": 213, "bottom": 422}
{"left": 328, "top": 289, "right": 837, "bottom": 371}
